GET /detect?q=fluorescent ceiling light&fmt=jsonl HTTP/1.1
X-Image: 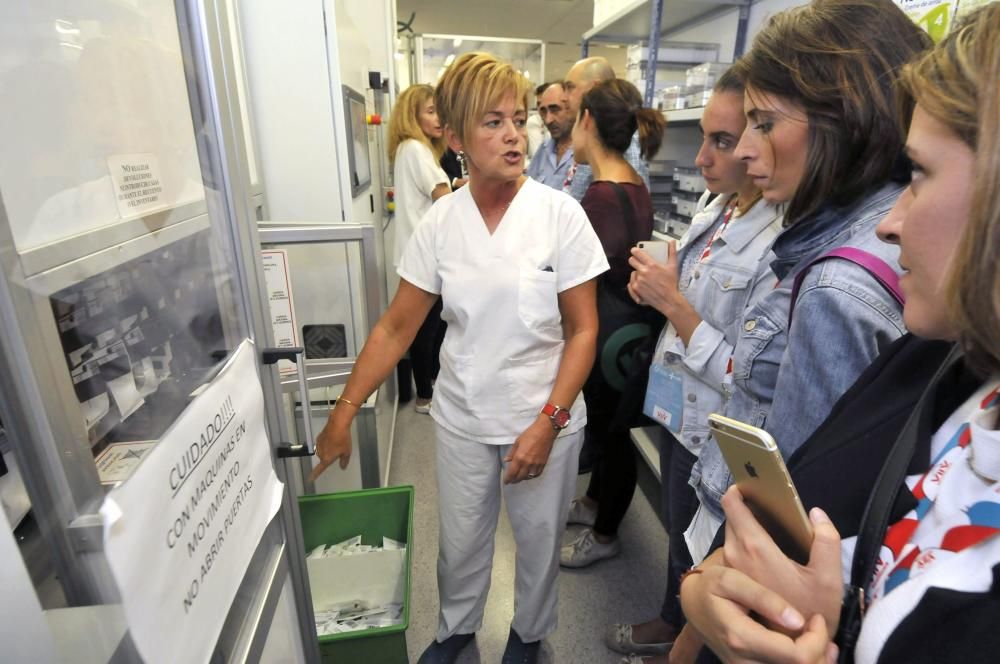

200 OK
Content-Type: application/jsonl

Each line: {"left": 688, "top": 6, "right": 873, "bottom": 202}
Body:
{"left": 444, "top": 53, "right": 456, "bottom": 66}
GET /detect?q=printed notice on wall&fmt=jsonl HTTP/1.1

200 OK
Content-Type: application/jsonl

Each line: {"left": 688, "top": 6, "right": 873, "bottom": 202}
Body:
{"left": 894, "top": 0, "right": 960, "bottom": 40}
{"left": 100, "top": 340, "right": 283, "bottom": 664}
{"left": 95, "top": 441, "right": 156, "bottom": 485}
{"left": 261, "top": 250, "right": 299, "bottom": 374}
{"left": 106, "top": 153, "right": 166, "bottom": 219}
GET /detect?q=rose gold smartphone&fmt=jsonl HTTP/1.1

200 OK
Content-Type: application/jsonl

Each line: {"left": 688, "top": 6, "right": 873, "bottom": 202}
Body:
{"left": 708, "top": 413, "right": 813, "bottom": 564}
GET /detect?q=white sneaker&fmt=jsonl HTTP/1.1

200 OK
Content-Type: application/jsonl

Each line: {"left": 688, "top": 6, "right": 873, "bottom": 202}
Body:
{"left": 560, "top": 528, "right": 620, "bottom": 568}
{"left": 414, "top": 398, "right": 431, "bottom": 414}
{"left": 566, "top": 498, "right": 597, "bottom": 527}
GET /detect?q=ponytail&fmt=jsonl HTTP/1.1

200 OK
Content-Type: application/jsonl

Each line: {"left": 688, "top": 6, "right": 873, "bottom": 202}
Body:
{"left": 635, "top": 107, "right": 666, "bottom": 159}
{"left": 581, "top": 79, "right": 665, "bottom": 158}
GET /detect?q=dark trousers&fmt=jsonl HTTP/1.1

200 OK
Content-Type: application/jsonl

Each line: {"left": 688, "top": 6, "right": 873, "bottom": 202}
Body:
{"left": 659, "top": 430, "right": 699, "bottom": 627}
{"left": 409, "top": 298, "right": 444, "bottom": 399}
{"left": 583, "top": 379, "right": 638, "bottom": 537}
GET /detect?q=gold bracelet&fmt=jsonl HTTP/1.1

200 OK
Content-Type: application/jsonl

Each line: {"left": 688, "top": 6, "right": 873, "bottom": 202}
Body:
{"left": 336, "top": 396, "right": 362, "bottom": 408}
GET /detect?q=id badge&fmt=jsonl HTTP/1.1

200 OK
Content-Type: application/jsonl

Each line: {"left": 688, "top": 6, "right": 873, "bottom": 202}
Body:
{"left": 643, "top": 361, "right": 685, "bottom": 434}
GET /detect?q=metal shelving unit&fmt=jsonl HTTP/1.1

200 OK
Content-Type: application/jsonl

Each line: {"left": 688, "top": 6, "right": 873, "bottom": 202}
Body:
{"left": 585, "top": 2, "right": 734, "bottom": 484}
{"left": 664, "top": 107, "right": 704, "bottom": 124}
{"left": 582, "top": 0, "right": 750, "bottom": 105}
{"left": 584, "top": 0, "right": 745, "bottom": 45}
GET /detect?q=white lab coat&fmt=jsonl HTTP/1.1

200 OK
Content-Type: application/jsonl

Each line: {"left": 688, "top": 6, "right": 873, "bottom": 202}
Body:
{"left": 398, "top": 177, "right": 608, "bottom": 443}
{"left": 397, "top": 177, "right": 608, "bottom": 643}
{"left": 392, "top": 139, "right": 448, "bottom": 268}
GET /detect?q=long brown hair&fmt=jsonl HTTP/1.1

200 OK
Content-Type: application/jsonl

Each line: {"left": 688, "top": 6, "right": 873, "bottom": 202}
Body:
{"left": 579, "top": 78, "right": 665, "bottom": 160}
{"left": 735, "top": 0, "right": 931, "bottom": 226}
{"left": 899, "top": 4, "right": 1000, "bottom": 374}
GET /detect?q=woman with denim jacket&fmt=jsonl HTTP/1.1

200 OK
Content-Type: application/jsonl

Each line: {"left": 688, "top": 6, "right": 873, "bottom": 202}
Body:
{"left": 603, "top": 69, "right": 783, "bottom": 663}
{"left": 680, "top": 7, "right": 1000, "bottom": 662}
{"left": 683, "top": 0, "right": 931, "bottom": 572}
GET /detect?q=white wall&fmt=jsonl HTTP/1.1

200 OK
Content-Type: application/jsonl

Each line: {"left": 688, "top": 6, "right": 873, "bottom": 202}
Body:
{"left": 333, "top": 0, "right": 395, "bottom": 227}
{"left": 239, "top": 1, "right": 346, "bottom": 222}
{"left": 332, "top": 0, "right": 398, "bottom": 299}
{"left": 239, "top": 0, "right": 398, "bottom": 488}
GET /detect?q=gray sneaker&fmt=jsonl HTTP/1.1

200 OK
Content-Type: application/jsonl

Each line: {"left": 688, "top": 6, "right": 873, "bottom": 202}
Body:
{"left": 605, "top": 623, "right": 671, "bottom": 655}
{"left": 566, "top": 498, "right": 597, "bottom": 527}
{"left": 560, "top": 528, "right": 620, "bottom": 568}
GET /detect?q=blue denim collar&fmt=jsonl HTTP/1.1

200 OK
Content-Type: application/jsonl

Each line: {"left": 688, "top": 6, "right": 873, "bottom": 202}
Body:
{"left": 724, "top": 201, "right": 783, "bottom": 254}
{"left": 769, "top": 182, "right": 902, "bottom": 282}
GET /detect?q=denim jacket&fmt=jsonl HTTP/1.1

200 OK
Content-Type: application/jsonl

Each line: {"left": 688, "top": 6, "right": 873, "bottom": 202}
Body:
{"left": 692, "top": 183, "right": 908, "bottom": 519}
{"left": 649, "top": 192, "right": 783, "bottom": 455}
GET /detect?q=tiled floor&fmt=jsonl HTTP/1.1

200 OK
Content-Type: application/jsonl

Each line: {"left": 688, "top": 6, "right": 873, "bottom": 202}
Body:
{"left": 388, "top": 405, "right": 669, "bottom": 664}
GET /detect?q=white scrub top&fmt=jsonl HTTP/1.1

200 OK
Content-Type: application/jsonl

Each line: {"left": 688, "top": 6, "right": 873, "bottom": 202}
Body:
{"left": 398, "top": 177, "right": 609, "bottom": 443}
{"left": 392, "top": 139, "right": 448, "bottom": 268}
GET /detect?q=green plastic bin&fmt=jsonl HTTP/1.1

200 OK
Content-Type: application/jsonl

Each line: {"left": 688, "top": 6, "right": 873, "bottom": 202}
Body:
{"left": 298, "top": 485, "right": 414, "bottom": 663}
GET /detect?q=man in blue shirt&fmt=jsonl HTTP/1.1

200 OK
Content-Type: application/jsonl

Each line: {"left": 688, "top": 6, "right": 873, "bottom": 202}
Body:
{"left": 563, "top": 57, "right": 650, "bottom": 201}
{"left": 525, "top": 82, "right": 576, "bottom": 189}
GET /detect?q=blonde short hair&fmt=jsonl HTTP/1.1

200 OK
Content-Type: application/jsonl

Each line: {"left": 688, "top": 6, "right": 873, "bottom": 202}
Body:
{"left": 434, "top": 52, "right": 532, "bottom": 144}
{"left": 899, "top": 4, "right": 1000, "bottom": 373}
{"left": 388, "top": 84, "right": 445, "bottom": 167}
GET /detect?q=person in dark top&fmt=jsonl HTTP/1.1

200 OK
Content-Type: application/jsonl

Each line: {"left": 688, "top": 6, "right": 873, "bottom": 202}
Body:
{"left": 561, "top": 78, "right": 666, "bottom": 568}
{"left": 439, "top": 147, "right": 466, "bottom": 190}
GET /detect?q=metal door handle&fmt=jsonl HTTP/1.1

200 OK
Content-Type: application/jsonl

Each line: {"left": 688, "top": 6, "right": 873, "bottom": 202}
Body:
{"left": 262, "top": 347, "right": 315, "bottom": 457}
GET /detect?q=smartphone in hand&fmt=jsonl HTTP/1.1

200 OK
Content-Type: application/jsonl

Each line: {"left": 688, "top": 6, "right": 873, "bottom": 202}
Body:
{"left": 709, "top": 413, "right": 814, "bottom": 564}
{"left": 636, "top": 240, "right": 669, "bottom": 264}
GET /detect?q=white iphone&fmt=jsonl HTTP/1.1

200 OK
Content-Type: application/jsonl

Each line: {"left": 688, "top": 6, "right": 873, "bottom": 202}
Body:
{"left": 636, "top": 240, "right": 670, "bottom": 263}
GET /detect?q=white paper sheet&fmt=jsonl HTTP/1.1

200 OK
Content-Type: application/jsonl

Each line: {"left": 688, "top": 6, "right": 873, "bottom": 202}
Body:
{"left": 100, "top": 340, "right": 284, "bottom": 664}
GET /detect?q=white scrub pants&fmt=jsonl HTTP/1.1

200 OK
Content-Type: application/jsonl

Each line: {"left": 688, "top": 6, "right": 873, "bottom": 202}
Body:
{"left": 434, "top": 423, "right": 585, "bottom": 643}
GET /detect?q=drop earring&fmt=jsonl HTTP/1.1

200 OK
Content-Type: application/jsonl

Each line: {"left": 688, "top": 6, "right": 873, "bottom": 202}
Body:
{"left": 456, "top": 150, "right": 468, "bottom": 177}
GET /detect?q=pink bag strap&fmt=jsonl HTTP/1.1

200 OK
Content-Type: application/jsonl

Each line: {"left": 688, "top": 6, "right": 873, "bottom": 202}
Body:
{"left": 789, "top": 247, "right": 904, "bottom": 326}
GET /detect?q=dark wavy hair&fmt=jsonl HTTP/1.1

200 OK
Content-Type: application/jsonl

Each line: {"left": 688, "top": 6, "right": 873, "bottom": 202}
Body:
{"left": 735, "top": 0, "right": 931, "bottom": 225}
{"left": 579, "top": 78, "right": 666, "bottom": 160}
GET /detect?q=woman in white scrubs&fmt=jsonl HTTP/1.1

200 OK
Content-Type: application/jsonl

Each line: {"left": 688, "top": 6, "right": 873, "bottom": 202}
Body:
{"left": 311, "top": 52, "right": 609, "bottom": 664}
{"left": 387, "top": 84, "right": 451, "bottom": 413}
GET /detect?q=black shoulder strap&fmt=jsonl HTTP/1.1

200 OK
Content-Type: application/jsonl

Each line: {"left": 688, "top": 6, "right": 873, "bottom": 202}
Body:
{"left": 836, "top": 344, "right": 963, "bottom": 660}
{"left": 608, "top": 182, "right": 642, "bottom": 248}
